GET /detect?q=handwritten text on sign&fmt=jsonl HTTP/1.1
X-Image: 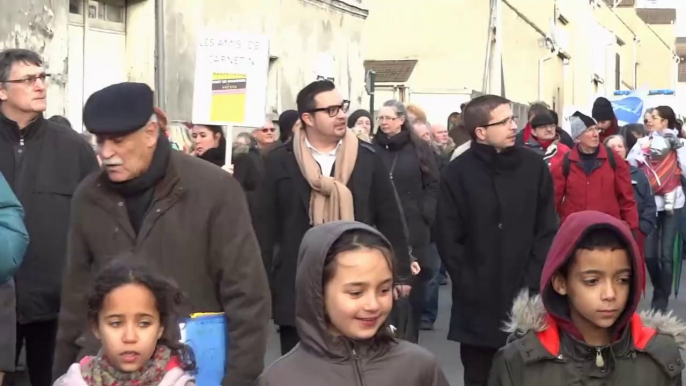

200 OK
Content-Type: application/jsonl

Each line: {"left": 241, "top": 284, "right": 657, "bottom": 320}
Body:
{"left": 192, "top": 31, "right": 269, "bottom": 127}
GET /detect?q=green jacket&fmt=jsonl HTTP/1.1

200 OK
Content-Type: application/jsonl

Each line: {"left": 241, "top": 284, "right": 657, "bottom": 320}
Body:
{"left": 0, "top": 171, "right": 28, "bottom": 284}
{"left": 488, "top": 292, "right": 685, "bottom": 386}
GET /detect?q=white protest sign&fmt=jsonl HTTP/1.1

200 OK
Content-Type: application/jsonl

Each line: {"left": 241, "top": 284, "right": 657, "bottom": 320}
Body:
{"left": 192, "top": 30, "right": 269, "bottom": 128}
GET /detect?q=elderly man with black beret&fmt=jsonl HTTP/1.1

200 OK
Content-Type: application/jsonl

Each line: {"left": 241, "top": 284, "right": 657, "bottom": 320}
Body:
{"left": 53, "top": 82, "right": 271, "bottom": 386}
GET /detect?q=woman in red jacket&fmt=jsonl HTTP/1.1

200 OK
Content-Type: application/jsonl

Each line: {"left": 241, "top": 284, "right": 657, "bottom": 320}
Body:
{"left": 522, "top": 110, "right": 570, "bottom": 169}
{"left": 551, "top": 111, "right": 639, "bottom": 232}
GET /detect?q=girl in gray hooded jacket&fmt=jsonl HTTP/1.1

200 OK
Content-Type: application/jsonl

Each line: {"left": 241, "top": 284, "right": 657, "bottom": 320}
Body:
{"left": 257, "top": 221, "right": 449, "bottom": 386}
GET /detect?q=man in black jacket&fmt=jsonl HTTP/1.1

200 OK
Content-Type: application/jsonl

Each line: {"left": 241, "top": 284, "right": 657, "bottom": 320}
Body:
{"left": 0, "top": 49, "right": 99, "bottom": 386}
{"left": 255, "top": 80, "right": 412, "bottom": 354}
{"left": 435, "top": 95, "right": 558, "bottom": 386}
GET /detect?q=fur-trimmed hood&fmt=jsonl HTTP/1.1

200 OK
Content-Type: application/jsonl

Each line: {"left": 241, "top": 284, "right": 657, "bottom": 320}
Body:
{"left": 504, "top": 290, "right": 686, "bottom": 351}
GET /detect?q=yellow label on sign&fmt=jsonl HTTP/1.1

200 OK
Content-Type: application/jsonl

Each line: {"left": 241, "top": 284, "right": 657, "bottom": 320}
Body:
{"left": 210, "top": 72, "right": 247, "bottom": 123}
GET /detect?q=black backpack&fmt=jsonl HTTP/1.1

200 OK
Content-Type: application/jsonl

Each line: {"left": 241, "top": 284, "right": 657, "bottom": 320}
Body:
{"left": 562, "top": 146, "right": 616, "bottom": 178}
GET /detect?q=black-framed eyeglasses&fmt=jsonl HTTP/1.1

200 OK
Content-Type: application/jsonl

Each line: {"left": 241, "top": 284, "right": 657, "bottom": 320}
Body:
{"left": 482, "top": 115, "right": 518, "bottom": 128}
{"left": 3, "top": 73, "right": 51, "bottom": 86}
{"left": 308, "top": 100, "right": 350, "bottom": 118}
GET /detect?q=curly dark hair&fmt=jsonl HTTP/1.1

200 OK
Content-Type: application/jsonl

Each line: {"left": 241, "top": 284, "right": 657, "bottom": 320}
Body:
{"left": 87, "top": 259, "right": 195, "bottom": 370}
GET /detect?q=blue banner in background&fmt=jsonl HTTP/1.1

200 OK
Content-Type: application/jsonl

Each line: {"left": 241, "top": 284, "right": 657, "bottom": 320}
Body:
{"left": 611, "top": 95, "right": 644, "bottom": 125}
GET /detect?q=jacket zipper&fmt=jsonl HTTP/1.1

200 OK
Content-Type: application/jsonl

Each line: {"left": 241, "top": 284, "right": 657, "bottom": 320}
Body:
{"left": 595, "top": 347, "right": 605, "bottom": 368}
{"left": 351, "top": 348, "right": 366, "bottom": 386}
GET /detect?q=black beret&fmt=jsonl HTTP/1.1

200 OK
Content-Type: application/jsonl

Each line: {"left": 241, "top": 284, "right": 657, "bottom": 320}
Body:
{"left": 83, "top": 82, "right": 154, "bottom": 135}
{"left": 531, "top": 112, "right": 556, "bottom": 129}
{"left": 347, "top": 109, "right": 372, "bottom": 129}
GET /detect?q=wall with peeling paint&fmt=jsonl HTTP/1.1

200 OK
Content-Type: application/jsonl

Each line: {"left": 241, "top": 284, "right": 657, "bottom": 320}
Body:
{"left": 0, "top": 0, "right": 70, "bottom": 117}
{"left": 162, "top": 0, "right": 369, "bottom": 126}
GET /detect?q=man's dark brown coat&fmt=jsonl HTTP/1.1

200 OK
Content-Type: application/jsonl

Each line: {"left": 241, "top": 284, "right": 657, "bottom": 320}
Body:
{"left": 54, "top": 151, "right": 271, "bottom": 386}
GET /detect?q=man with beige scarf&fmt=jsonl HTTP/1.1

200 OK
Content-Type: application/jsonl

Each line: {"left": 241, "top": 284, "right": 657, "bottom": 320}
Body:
{"left": 255, "top": 80, "right": 413, "bottom": 355}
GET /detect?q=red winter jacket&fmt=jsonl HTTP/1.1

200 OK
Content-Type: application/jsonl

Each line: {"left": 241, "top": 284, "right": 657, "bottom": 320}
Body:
{"left": 552, "top": 145, "right": 639, "bottom": 230}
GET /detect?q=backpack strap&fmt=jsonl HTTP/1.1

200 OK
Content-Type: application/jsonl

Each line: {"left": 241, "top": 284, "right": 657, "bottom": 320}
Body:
{"left": 563, "top": 152, "right": 571, "bottom": 179}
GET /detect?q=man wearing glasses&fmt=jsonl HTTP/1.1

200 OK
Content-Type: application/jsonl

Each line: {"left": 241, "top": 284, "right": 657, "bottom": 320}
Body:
{"left": 0, "top": 49, "right": 99, "bottom": 386}
{"left": 251, "top": 118, "right": 278, "bottom": 152}
{"left": 255, "top": 80, "right": 412, "bottom": 354}
{"left": 551, "top": 111, "right": 637, "bottom": 230}
{"left": 435, "top": 95, "right": 558, "bottom": 386}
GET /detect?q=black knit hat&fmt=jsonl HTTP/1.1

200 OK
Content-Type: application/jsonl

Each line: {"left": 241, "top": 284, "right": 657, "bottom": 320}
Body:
{"left": 592, "top": 97, "right": 616, "bottom": 122}
{"left": 347, "top": 109, "right": 372, "bottom": 129}
{"left": 531, "top": 112, "right": 556, "bottom": 129}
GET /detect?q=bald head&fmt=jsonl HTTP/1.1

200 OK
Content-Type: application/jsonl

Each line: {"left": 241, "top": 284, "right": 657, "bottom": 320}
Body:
{"left": 431, "top": 124, "right": 449, "bottom": 145}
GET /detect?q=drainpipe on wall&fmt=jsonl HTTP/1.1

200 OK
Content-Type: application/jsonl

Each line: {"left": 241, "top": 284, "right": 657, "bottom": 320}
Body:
{"left": 154, "top": 0, "right": 166, "bottom": 111}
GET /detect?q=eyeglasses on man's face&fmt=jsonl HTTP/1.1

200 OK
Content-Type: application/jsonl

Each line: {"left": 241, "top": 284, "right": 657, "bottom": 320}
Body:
{"left": 3, "top": 73, "right": 51, "bottom": 86}
{"left": 376, "top": 116, "right": 398, "bottom": 122}
{"left": 483, "top": 115, "right": 518, "bottom": 128}
{"left": 260, "top": 127, "right": 276, "bottom": 133}
{"left": 308, "top": 100, "right": 350, "bottom": 118}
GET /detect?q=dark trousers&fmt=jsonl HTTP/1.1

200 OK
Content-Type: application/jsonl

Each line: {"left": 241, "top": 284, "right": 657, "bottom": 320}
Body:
{"left": 14, "top": 320, "right": 58, "bottom": 386}
{"left": 421, "top": 244, "right": 441, "bottom": 325}
{"left": 278, "top": 325, "right": 300, "bottom": 355}
{"left": 460, "top": 344, "right": 499, "bottom": 386}
{"left": 645, "top": 209, "right": 680, "bottom": 313}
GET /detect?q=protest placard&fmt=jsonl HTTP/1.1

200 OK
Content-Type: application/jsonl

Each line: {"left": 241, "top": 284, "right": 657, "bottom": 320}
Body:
{"left": 192, "top": 30, "right": 269, "bottom": 128}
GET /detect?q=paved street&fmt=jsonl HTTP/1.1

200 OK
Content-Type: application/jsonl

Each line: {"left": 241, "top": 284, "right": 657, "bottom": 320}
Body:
{"left": 264, "top": 274, "right": 686, "bottom": 386}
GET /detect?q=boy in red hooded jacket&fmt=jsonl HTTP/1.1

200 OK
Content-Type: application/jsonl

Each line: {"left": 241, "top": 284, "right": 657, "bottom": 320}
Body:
{"left": 488, "top": 211, "right": 685, "bottom": 386}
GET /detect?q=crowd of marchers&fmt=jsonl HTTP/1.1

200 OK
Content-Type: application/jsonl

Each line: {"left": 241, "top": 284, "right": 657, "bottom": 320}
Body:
{"left": 0, "top": 47, "right": 685, "bottom": 386}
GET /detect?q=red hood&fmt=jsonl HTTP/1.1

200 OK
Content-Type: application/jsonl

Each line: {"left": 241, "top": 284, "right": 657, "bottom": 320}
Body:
{"left": 599, "top": 118, "right": 619, "bottom": 143}
{"left": 540, "top": 211, "right": 644, "bottom": 342}
{"left": 522, "top": 122, "right": 533, "bottom": 143}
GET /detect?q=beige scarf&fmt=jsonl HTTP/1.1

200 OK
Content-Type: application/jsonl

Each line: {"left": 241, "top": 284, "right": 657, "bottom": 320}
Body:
{"left": 292, "top": 121, "right": 358, "bottom": 225}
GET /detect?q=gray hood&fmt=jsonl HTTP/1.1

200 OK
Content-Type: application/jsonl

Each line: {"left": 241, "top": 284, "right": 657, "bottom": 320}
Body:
{"left": 295, "top": 221, "right": 392, "bottom": 360}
